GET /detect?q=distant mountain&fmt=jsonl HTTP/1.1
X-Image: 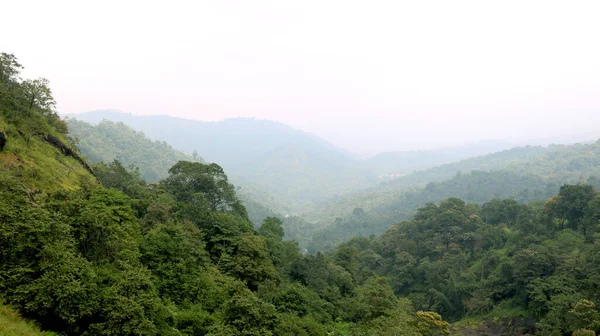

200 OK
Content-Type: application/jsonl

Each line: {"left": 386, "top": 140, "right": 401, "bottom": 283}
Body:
{"left": 366, "top": 139, "right": 513, "bottom": 176}
{"left": 298, "top": 139, "right": 600, "bottom": 250}
{"left": 303, "top": 170, "right": 559, "bottom": 252}
{"left": 70, "top": 110, "right": 379, "bottom": 213}
{"left": 70, "top": 110, "right": 345, "bottom": 169}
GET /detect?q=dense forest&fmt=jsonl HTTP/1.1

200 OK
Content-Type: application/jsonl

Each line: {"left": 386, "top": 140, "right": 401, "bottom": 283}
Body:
{"left": 3, "top": 53, "right": 600, "bottom": 336}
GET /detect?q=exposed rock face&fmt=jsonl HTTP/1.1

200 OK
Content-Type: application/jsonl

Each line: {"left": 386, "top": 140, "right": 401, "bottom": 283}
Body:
{"left": 0, "top": 131, "right": 6, "bottom": 151}
{"left": 43, "top": 133, "right": 97, "bottom": 178}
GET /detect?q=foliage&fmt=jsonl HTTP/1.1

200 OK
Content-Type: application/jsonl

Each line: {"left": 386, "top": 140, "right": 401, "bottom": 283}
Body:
{"left": 67, "top": 118, "right": 201, "bottom": 182}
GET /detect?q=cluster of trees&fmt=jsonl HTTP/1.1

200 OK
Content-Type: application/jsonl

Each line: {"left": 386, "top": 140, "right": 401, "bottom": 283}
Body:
{"left": 303, "top": 170, "right": 560, "bottom": 251}
{"left": 0, "top": 157, "right": 452, "bottom": 335}
{"left": 301, "top": 141, "right": 600, "bottom": 252}
{"left": 326, "top": 184, "right": 600, "bottom": 335}
{"left": 0, "top": 53, "right": 67, "bottom": 140}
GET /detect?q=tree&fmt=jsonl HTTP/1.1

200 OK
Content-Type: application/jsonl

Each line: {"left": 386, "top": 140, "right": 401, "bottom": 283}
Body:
{"left": 351, "top": 277, "right": 398, "bottom": 321}
{"left": 413, "top": 311, "right": 450, "bottom": 336}
{"left": 219, "top": 288, "right": 277, "bottom": 335}
{"left": 222, "top": 234, "right": 276, "bottom": 290}
{"left": 140, "top": 221, "right": 208, "bottom": 303}
{"left": 22, "top": 78, "right": 55, "bottom": 116}
{"left": 162, "top": 161, "right": 248, "bottom": 218}
{"left": 72, "top": 188, "right": 141, "bottom": 265}
{"left": 547, "top": 185, "right": 596, "bottom": 231}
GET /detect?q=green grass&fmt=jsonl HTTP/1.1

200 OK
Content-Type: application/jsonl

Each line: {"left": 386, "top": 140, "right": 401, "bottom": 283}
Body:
{"left": 0, "top": 304, "right": 54, "bottom": 336}
{"left": 0, "top": 116, "right": 97, "bottom": 196}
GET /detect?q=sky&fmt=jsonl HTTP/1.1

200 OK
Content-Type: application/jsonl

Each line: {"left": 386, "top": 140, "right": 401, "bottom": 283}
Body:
{"left": 2, "top": 0, "right": 600, "bottom": 155}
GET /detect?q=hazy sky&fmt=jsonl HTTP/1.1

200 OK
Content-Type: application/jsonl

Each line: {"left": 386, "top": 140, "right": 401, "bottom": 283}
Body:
{"left": 2, "top": 0, "right": 600, "bottom": 154}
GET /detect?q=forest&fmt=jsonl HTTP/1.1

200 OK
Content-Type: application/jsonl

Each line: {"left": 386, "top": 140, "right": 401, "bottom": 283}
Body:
{"left": 3, "top": 53, "right": 600, "bottom": 336}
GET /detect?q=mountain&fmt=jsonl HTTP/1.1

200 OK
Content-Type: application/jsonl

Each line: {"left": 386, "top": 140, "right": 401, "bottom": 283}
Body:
{"left": 298, "top": 140, "right": 600, "bottom": 250}
{"left": 373, "top": 145, "right": 548, "bottom": 192}
{"left": 301, "top": 169, "right": 558, "bottom": 251}
{"left": 67, "top": 118, "right": 202, "bottom": 181}
{"left": 365, "top": 139, "right": 513, "bottom": 177}
{"left": 70, "top": 110, "right": 379, "bottom": 213}
{"left": 70, "top": 110, "right": 348, "bottom": 170}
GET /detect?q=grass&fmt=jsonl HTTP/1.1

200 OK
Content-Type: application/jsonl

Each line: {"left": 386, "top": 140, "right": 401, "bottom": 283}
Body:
{"left": 0, "top": 304, "right": 54, "bottom": 336}
{"left": 0, "top": 116, "right": 97, "bottom": 197}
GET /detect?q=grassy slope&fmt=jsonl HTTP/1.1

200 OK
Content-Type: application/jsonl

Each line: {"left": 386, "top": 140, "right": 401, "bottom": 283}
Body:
{"left": 0, "top": 116, "right": 97, "bottom": 195}
{"left": 0, "top": 304, "right": 54, "bottom": 336}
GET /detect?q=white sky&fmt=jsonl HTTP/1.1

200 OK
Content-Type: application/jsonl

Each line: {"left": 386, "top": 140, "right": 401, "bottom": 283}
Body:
{"left": 2, "top": 0, "right": 600, "bottom": 154}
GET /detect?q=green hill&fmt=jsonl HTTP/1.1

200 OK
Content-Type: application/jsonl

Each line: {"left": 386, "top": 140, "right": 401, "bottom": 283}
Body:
{"left": 299, "top": 141, "right": 600, "bottom": 251}
{"left": 67, "top": 118, "right": 202, "bottom": 182}
{"left": 0, "top": 56, "right": 96, "bottom": 196}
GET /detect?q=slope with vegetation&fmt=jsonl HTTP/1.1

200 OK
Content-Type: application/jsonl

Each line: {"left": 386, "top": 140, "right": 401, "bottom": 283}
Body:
{"left": 70, "top": 111, "right": 380, "bottom": 213}
{"left": 301, "top": 140, "right": 600, "bottom": 251}
{"left": 325, "top": 183, "right": 600, "bottom": 335}
{"left": 0, "top": 303, "right": 54, "bottom": 336}
{"left": 365, "top": 139, "right": 513, "bottom": 177}
{"left": 67, "top": 118, "right": 202, "bottom": 182}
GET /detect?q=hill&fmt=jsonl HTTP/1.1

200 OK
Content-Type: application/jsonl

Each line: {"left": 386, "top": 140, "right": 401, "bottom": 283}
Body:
{"left": 70, "top": 111, "right": 379, "bottom": 213}
{"left": 365, "top": 139, "right": 513, "bottom": 177}
{"left": 70, "top": 110, "right": 350, "bottom": 170}
{"left": 4, "top": 52, "right": 600, "bottom": 336}
{"left": 0, "top": 57, "right": 96, "bottom": 195}
{"left": 302, "top": 170, "right": 558, "bottom": 251}
{"left": 67, "top": 118, "right": 202, "bottom": 181}
{"left": 299, "top": 140, "right": 600, "bottom": 250}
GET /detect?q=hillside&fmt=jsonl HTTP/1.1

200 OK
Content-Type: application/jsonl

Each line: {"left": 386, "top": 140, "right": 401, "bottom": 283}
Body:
{"left": 70, "top": 111, "right": 379, "bottom": 213}
{"left": 366, "top": 139, "right": 513, "bottom": 177}
{"left": 302, "top": 170, "right": 558, "bottom": 251}
{"left": 0, "top": 57, "right": 96, "bottom": 195}
{"left": 372, "top": 145, "right": 548, "bottom": 192}
{"left": 67, "top": 118, "right": 201, "bottom": 181}
{"left": 299, "top": 140, "right": 600, "bottom": 250}
{"left": 70, "top": 110, "right": 350, "bottom": 170}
